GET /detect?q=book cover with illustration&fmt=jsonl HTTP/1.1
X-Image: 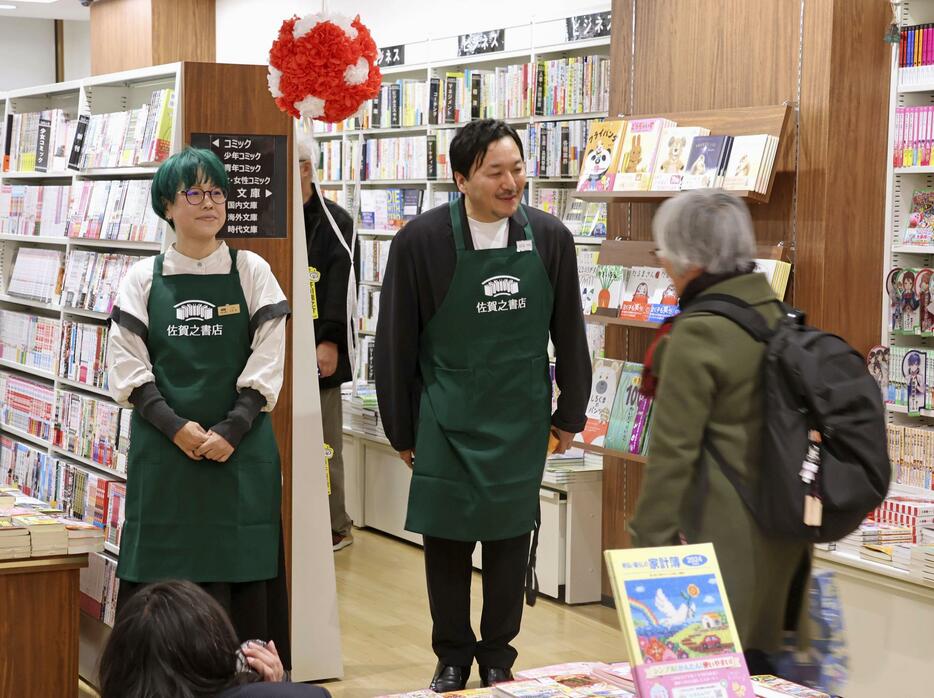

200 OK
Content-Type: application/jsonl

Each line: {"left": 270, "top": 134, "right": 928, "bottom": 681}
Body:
{"left": 594, "top": 265, "right": 629, "bottom": 315}
{"left": 749, "top": 675, "right": 830, "bottom": 698}
{"left": 577, "top": 121, "right": 628, "bottom": 192}
{"left": 681, "top": 135, "right": 733, "bottom": 190}
{"left": 613, "top": 118, "right": 674, "bottom": 191}
{"left": 723, "top": 134, "right": 773, "bottom": 192}
{"left": 577, "top": 248, "right": 601, "bottom": 314}
{"left": 619, "top": 267, "right": 662, "bottom": 321}
{"left": 647, "top": 269, "right": 680, "bottom": 323}
{"left": 604, "top": 362, "right": 643, "bottom": 452}
{"left": 904, "top": 189, "right": 934, "bottom": 246}
{"left": 605, "top": 543, "right": 755, "bottom": 698}
{"left": 651, "top": 126, "right": 710, "bottom": 191}
{"left": 581, "top": 358, "right": 626, "bottom": 446}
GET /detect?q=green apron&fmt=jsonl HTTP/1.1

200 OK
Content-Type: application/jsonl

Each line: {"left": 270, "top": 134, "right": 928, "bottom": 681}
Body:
{"left": 405, "top": 199, "right": 554, "bottom": 542}
{"left": 117, "top": 247, "right": 281, "bottom": 583}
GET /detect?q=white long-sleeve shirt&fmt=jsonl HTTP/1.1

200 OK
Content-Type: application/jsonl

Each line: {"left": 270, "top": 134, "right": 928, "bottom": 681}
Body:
{"left": 107, "top": 241, "right": 288, "bottom": 411}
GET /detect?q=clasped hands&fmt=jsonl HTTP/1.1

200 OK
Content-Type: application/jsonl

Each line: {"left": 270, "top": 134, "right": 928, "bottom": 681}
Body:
{"left": 173, "top": 421, "right": 234, "bottom": 462}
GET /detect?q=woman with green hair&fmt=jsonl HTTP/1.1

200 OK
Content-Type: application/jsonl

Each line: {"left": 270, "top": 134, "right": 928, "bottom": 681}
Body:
{"left": 107, "top": 147, "right": 292, "bottom": 668}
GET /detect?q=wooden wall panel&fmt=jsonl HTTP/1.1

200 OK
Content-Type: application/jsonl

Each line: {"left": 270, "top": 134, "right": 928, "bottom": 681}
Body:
{"left": 181, "top": 62, "right": 295, "bottom": 578}
{"left": 90, "top": 0, "right": 153, "bottom": 75}
{"left": 152, "top": 0, "right": 216, "bottom": 65}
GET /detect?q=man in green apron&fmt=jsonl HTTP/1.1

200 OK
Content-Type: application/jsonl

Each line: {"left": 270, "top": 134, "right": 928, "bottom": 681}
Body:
{"left": 375, "top": 120, "right": 591, "bottom": 691}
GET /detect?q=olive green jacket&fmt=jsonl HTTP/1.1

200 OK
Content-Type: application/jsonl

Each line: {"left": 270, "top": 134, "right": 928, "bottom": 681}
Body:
{"left": 629, "top": 273, "right": 811, "bottom": 653}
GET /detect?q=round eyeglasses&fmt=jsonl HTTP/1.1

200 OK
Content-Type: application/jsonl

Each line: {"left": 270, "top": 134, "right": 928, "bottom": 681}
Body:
{"left": 178, "top": 188, "right": 228, "bottom": 205}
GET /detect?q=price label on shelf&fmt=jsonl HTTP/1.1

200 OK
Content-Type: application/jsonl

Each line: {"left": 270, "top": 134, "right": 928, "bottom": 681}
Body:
{"left": 190, "top": 132, "right": 288, "bottom": 239}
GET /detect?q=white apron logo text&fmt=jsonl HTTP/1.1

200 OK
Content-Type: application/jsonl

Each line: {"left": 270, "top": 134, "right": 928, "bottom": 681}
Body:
{"left": 168, "top": 300, "right": 224, "bottom": 337}
{"left": 482, "top": 275, "right": 520, "bottom": 298}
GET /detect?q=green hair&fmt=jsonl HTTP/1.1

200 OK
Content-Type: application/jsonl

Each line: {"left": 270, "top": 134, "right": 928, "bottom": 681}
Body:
{"left": 151, "top": 147, "right": 230, "bottom": 229}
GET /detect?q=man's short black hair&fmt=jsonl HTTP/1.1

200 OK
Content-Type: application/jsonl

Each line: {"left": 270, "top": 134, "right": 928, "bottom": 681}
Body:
{"left": 449, "top": 119, "right": 525, "bottom": 183}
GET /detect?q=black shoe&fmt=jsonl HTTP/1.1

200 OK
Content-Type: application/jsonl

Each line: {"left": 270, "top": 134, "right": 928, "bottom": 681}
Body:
{"left": 479, "top": 666, "right": 513, "bottom": 688}
{"left": 429, "top": 662, "right": 470, "bottom": 692}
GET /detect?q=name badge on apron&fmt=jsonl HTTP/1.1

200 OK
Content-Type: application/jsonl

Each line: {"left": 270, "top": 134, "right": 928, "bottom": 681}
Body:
{"left": 517, "top": 240, "right": 533, "bottom": 252}
{"left": 218, "top": 304, "right": 241, "bottom": 316}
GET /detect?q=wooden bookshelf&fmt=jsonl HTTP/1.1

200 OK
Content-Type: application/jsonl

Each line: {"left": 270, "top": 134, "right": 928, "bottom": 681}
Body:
{"left": 572, "top": 441, "right": 648, "bottom": 464}
{"left": 575, "top": 188, "right": 770, "bottom": 204}
{"left": 585, "top": 314, "right": 660, "bottom": 330}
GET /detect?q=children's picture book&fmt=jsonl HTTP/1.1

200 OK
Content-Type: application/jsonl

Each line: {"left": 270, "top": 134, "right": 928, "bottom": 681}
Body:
{"left": 903, "top": 189, "right": 934, "bottom": 246}
{"left": 515, "top": 663, "right": 611, "bottom": 680}
{"left": 651, "top": 126, "right": 710, "bottom": 191}
{"left": 580, "top": 202, "right": 608, "bottom": 238}
{"left": 605, "top": 543, "right": 755, "bottom": 698}
{"left": 604, "top": 363, "right": 643, "bottom": 452}
{"left": 723, "top": 134, "right": 774, "bottom": 192}
{"left": 594, "top": 265, "right": 628, "bottom": 315}
{"left": 577, "top": 248, "right": 601, "bottom": 315}
{"left": 577, "top": 121, "right": 628, "bottom": 192}
{"left": 613, "top": 118, "right": 675, "bottom": 191}
{"left": 581, "top": 358, "right": 626, "bottom": 446}
{"left": 619, "top": 267, "right": 662, "bottom": 321}
{"left": 493, "top": 678, "right": 567, "bottom": 698}
{"left": 647, "top": 270, "right": 680, "bottom": 323}
{"left": 749, "top": 675, "right": 830, "bottom": 698}
{"left": 681, "top": 135, "right": 734, "bottom": 189}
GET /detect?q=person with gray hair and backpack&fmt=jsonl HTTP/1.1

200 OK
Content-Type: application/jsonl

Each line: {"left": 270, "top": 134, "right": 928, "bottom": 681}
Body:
{"left": 629, "top": 189, "right": 888, "bottom": 677}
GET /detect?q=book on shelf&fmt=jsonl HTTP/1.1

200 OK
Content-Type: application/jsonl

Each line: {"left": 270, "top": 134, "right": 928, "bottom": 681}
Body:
{"left": 106, "top": 480, "right": 126, "bottom": 549}
{"left": 360, "top": 239, "right": 391, "bottom": 282}
{"left": 6, "top": 246, "right": 64, "bottom": 304}
{"left": 722, "top": 134, "right": 779, "bottom": 194}
{"left": 680, "top": 135, "right": 734, "bottom": 190}
{"left": 902, "top": 189, "right": 934, "bottom": 247}
{"left": 752, "top": 258, "right": 792, "bottom": 299}
{"left": 603, "top": 362, "right": 646, "bottom": 454}
{"left": 78, "top": 87, "right": 176, "bottom": 169}
{"left": 580, "top": 358, "right": 625, "bottom": 446}
{"left": 362, "top": 136, "right": 428, "bottom": 180}
{"left": 0, "top": 370, "right": 55, "bottom": 442}
{"left": 67, "top": 180, "right": 163, "bottom": 242}
{"left": 0, "top": 184, "right": 71, "bottom": 237}
{"left": 80, "top": 550, "right": 120, "bottom": 626}
{"left": 576, "top": 120, "right": 627, "bottom": 192}
{"left": 576, "top": 247, "right": 601, "bottom": 315}
{"left": 60, "top": 250, "right": 143, "bottom": 314}
{"left": 605, "top": 543, "right": 756, "bottom": 698}
{"left": 3, "top": 108, "right": 76, "bottom": 173}
{"left": 613, "top": 118, "right": 677, "bottom": 191}
{"left": 593, "top": 264, "right": 627, "bottom": 314}
{"left": 59, "top": 320, "right": 110, "bottom": 391}
{"left": 618, "top": 267, "right": 667, "bottom": 321}
{"left": 357, "top": 286, "right": 380, "bottom": 333}
{"left": 53, "top": 388, "right": 129, "bottom": 475}
{"left": 893, "top": 106, "right": 934, "bottom": 168}
{"left": 527, "top": 119, "right": 602, "bottom": 179}
{"left": 534, "top": 54, "right": 610, "bottom": 117}
{"left": 0, "top": 310, "right": 61, "bottom": 374}
{"left": 885, "top": 345, "right": 934, "bottom": 415}
{"left": 650, "top": 126, "right": 711, "bottom": 191}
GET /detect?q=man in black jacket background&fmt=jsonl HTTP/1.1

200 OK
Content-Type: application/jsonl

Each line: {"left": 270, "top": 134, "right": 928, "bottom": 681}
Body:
{"left": 298, "top": 131, "right": 360, "bottom": 551}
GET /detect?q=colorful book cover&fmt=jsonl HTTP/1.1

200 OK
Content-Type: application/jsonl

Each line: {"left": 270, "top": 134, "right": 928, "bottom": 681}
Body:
{"left": 494, "top": 678, "right": 567, "bottom": 698}
{"left": 581, "top": 358, "right": 626, "bottom": 446}
{"left": 681, "top": 136, "right": 732, "bottom": 189}
{"left": 904, "top": 189, "right": 934, "bottom": 246}
{"left": 577, "top": 121, "right": 628, "bottom": 192}
{"left": 605, "top": 543, "right": 755, "bottom": 698}
{"left": 651, "top": 126, "right": 709, "bottom": 191}
{"left": 604, "top": 363, "right": 643, "bottom": 452}
{"left": 613, "top": 118, "right": 670, "bottom": 191}
{"left": 628, "top": 396, "right": 653, "bottom": 455}
{"left": 750, "top": 675, "right": 830, "bottom": 698}
{"left": 619, "top": 267, "right": 660, "bottom": 321}
{"left": 580, "top": 202, "right": 608, "bottom": 237}
{"left": 516, "top": 663, "right": 611, "bottom": 680}
{"left": 897, "top": 268, "right": 921, "bottom": 335}
{"left": 723, "top": 134, "right": 772, "bottom": 191}
{"left": 594, "top": 265, "right": 628, "bottom": 315}
{"left": 577, "top": 248, "right": 601, "bottom": 314}
{"left": 647, "top": 270, "right": 680, "bottom": 323}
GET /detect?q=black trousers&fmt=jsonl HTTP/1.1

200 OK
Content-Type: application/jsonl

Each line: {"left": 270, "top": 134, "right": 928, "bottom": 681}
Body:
{"left": 423, "top": 531, "right": 532, "bottom": 669}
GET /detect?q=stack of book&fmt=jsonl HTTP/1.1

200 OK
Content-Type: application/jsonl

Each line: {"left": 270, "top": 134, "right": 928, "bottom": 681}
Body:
{"left": 360, "top": 239, "right": 391, "bottom": 282}
{"left": 6, "top": 247, "right": 64, "bottom": 304}
{"left": 2, "top": 108, "right": 76, "bottom": 173}
{"left": 434, "top": 65, "right": 533, "bottom": 124}
{"left": 78, "top": 88, "right": 176, "bottom": 168}
{"left": 66, "top": 180, "right": 163, "bottom": 242}
{"left": 580, "top": 359, "right": 653, "bottom": 455}
{"left": 362, "top": 137, "right": 428, "bottom": 180}
{"left": 105, "top": 481, "right": 126, "bottom": 550}
{"left": 0, "top": 184, "right": 72, "bottom": 236}
{"left": 0, "top": 371, "right": 55, "bottom": 441}
{"left": 359, "top": 189, "right": 424, "bottom": 230}
{"left": 893, "top": 106, "right": 934, "bottom": 168}
{"left": 833, "top": 522, "right": 914, "bottom": 557}
{"left": 60, "top": 251, "right": 143, "bottom": 314}
{"left": 368, "top": 79, "right": 429, "bottom": 128}
{"left": 0, "top": 518, "right": 31, "bottom": 560}
{"left": 319, "top": 140, "right": 344, "bottom": 181}
{"left": 542, "top": 449, "right": 600, "bottom": 486}
{"left": 0, "top": 310, "right": 62, "bottom": 374}
{"left": 59, "top": 320, "right": 110, "bottom": 391}
{"left": 872, "top": 494, "right": 934, "bottom": 543}
{"left": 909, "top": 545, "right": 934, "bottom": 584}
{"left": 80, "top": 550, "right": 119, "bottom": 626}
{"left": 533, "top": 55, "right": 611, "bottom": 117}
{"left": 885, "top": 423, "right": 934, "bottom": 491}
{"left": 526, "top": 119, "right": 602, "bottom": 179}
{"left": 52, "top": 389, "right": 128, "bottom": 474}
{"left": 358, "top": 286, "right": 380, "bottom": 334}
{"left": 532, "top": 188, "right": 571, "bottom": 219}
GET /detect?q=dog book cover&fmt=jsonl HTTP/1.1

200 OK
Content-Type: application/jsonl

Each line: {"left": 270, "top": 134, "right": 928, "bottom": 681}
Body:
{"left": 605, "top": 543, "right": 756, "bottom": 698}
{"left": 577, "top": 120, "right": 628, "bottom": 192}
{"left": 651, "top": 126, "right": 710, "bottom": 191}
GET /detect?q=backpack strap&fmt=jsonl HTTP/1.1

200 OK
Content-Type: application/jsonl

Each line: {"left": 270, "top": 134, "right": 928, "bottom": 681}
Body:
{"left": 680, "top": 293, "right": 776, "bottom": 343}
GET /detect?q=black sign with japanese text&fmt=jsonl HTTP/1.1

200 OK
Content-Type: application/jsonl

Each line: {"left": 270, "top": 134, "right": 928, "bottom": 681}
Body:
{"left": 377, "top": 44, "right": 405, "bottom": 67}
{"left": 191, "top": 132, "right": 288, "bottom": 239}
{"left": 457, "top": 29, "right": 505, "bottom": 57}
{"left": 566, "top": 11, "right": 612, "bottom": 42}
{"left": 67, "top": 114, "right": 89, "bottom": 171}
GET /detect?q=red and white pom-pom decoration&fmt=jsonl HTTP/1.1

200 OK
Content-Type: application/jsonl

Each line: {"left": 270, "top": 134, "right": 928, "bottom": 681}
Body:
{"left": 268, "top": 12, "right": 382, "bottom": 123}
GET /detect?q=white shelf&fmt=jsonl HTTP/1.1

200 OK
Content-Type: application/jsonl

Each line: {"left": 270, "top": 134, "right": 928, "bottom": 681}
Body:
{"left": 5, "top": 78, "right": 83, "bottom": 99}
{"left": 0, "top": 423, "right": 52, "bottom": 450}
{"left": 531, "top": 176, "right": 581, "bottom": 183}
{"left": 51, "top": 447, "right": 126, "bottom": 481}
{"left": 887, "top": 403, "right": 934, "bottom": 419}
{"left": 357, "top": 229, "right": 398, "bottom": 238}
{"left": 78, "top": 167, "right": 158, "bottom": 177}
{"left": 103, "top": 542, "right": 120, "bottom": 556}
{"left": 81, "top": 62, "right": 181, "bottom": 88}
{"left": 895, "top": 166, "right": 934, "bottom": 175}
{"left": 359, "top": 179, "right": 429, "bottom": 186}
{"left": 535, "top": 36, "right": 612, "bottom": 56}
{"left": 530, "top": 111, "right": 608, "bottom": 123}
{"left": 318, "top": 181, "right": 347, "bottom": 188}
{"left": 62, "top": 307, "right": 111, "bottom": 321}
{"left": 0, "top": 170, "right": 73, "bottom": 180}
{"left": 892, "top": 244, "right": 934, "bottom": 254}
{"left": 67, "top": 237, "right": 162, "bottom": 251}
{"left": 311, "top": 131, "right": 349, "bottom": 140}
{"left": 360, "top": 280, "right": 382, "bottom": 287}
{"left": 0, "top": 357, "right": 56, "bottom": 382}
{"left": 360, "top": 125, "right": 430, "bottom": 135}
{"left": 899, "top": 82, "right": 934, "bottom": 94}
{"left": 57, "top": 377, "right": 112, "bottom": 399}
{"left": 573, "top": 236, "right": 605, "bottom": 245}
{"left": 0, "top": 293, "right": 62, "bottom": 312}
{"left": 0, "top": 234, "right": 68, "bottom": 246}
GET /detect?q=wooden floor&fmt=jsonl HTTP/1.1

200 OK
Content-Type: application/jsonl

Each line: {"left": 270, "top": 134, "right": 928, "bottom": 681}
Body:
{"left": 80, "top": 528, "right": 626, "bottom": 698}
{"left": 322, "top": 528, "right": 624, "bottom": 698}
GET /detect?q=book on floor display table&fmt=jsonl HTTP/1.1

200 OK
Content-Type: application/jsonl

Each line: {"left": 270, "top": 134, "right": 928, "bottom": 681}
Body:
{"left": 576, "top": 121, "right": 628, "bottom": 192}
{"left": 749, "top": 675, "right": 830, "bottom": 698}
{"left": 605, "top": 543, "right": 755, "bottom": 698}
{"left": 613, "top": 118, "right": 677, "bottom": 191}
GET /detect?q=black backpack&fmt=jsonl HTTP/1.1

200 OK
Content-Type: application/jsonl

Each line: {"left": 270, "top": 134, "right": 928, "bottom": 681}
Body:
{"left": 681, "top": 294, "right": 890, "bottom": 543}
